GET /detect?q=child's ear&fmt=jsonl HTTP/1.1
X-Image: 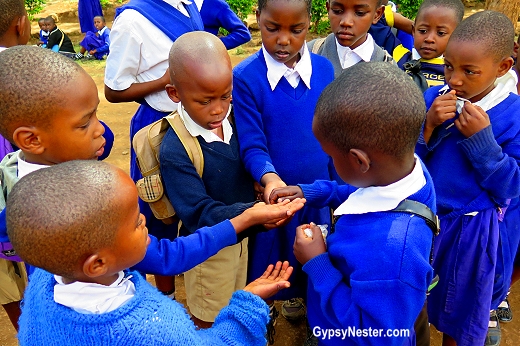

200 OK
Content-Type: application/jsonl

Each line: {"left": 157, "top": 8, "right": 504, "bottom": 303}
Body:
{"left": 496, "top": 56, "right": 514, "bottom": 78}
{"left": 411, "top": 23, "right": 415, "bottom": 37}
{"left": 16, "top": 15, "right": 30, "bottom": 44}
{"left": 256, "top": 9, "right": 260, "bottom": 24}
{"left": 83, "top": 254, "right": 109, "bottom": 278}
{"left": 165, "top": 84, "right": 181, "bottom": 103}
{"left": 349, "top": 148, "right": 371, "bottom": 173}
{"left": 373, "top": 5, "right": 384, "bottom": 24}
{"left": 12, "top": 126, "right": 45, "bottom": 155}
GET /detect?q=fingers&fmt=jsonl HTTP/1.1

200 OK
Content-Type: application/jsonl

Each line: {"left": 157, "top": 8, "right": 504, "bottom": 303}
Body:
{"left": 259, "top": 263, "right": 275, "bottom": 280}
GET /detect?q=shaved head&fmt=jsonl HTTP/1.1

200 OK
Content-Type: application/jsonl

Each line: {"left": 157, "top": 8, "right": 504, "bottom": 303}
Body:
{"left": 168, "top": 31, "right": 231, "bottom": 84}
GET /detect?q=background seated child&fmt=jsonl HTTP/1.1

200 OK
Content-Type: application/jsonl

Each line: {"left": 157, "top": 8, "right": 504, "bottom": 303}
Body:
{"left": 198, "top": 0, "right": 251, "bottom": 49}
{"left": 416, "top": 11, "right": 520, "bottom": 346}
{"left": 37, "top": 18, "right": 48, "bottom": 47}
{"left": 8, "top": 160, "right": 294, "bottom": 346}
{"left": 393, "top": 0, "right": 464, "bottom": 90}
{"left": 74, "top": 15, "right": 110, "bottom": 60}
{"left": 271, "top": 62, "right": 435, "bottom": 346}
{"left": 308, "top": 0, "right": 392, "bottom": 79}
{"left": 44, "top": 16, "right": 75, "bottom": 54}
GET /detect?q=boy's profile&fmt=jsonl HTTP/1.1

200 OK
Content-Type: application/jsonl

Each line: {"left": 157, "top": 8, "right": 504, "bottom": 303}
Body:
{"left": 417, "top": 11, "right": 520, "bottom": 346}
{"left": 9, "top": 160, "right": 294, "bottom": 345}
{"left": 271, "top": 62, "right": 435, "bottom": 345}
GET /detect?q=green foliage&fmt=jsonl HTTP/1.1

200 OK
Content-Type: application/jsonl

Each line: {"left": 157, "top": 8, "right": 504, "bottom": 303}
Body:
{"left": 310, "top": 0, "right": 329, "bottom": 33}
{"left": 394, "top": 0, "right": 423, "bottom": 20}
{"left": 25, "top": 0, "right": 46, "bottom": 20}
{"left": 100, "top": 0, "right": 110, "bottom": 9}
{"left": 226, "top": 0, "right": 255, "bottom": 21}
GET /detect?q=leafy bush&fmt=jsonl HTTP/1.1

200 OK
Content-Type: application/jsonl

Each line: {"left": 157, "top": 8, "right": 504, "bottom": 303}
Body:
{"left": 310, "top": 0, "right": 329, "bottom": 33}
{"left": 394, "top": 0, "right": 424, "bottom": 19}
{"left": 25, "top": 0, "right": 46, "bottom": 20}
{"left": 226, "top": 0, "right": 255, "bottom": 21}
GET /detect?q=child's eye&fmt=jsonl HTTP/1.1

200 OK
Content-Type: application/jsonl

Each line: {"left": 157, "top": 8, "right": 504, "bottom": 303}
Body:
{"left": 292, "top": 29, "right": 303, "bottom": 34}
{"left": 465, "top": 69, "right": 476, "bottom": 75}
{"left": 79, "top": 121, "right": 90, "bottom": 129}
{"left": 331, "top": 8, "right": 343, "bottom": 14}
{"left": 199, "top": 100, "right": 211, "bottom": 105}
{"left": 437, "top": 31, "right": 447, "bottom": 37}
{"left": 444, "top": 64, "right": 453, "bottom": 70}
{"left": 265, "top": 26, "right": 277, "bottom": 32}
{"left": 355, "top": 11, "right": 367, "bottom": 16}
{"left": 418, "top": 29, "right": 427, "bottom": 34}
{"left": 222, "top": 94, "right": 231, "bottom": 100}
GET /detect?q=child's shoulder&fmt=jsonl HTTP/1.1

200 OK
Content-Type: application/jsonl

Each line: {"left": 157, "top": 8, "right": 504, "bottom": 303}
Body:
{"left": 233, "top": 50, "right": 264, "bottom": 77}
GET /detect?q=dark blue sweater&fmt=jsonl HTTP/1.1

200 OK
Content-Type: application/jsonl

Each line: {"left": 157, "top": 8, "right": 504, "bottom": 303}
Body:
{"left": 417, "top": 87, "right": 520, "bottom": 217}
{"left": 200, "top": 0, "right": 251, "bottom": 50}
{"left": 299, "top": 163, "right": 435, "bottom": 345}
{"left": 232, "top": 50, "right": 335, "bottom": 184}
{"left": 159, "top": 126, "right": 256, "bottom": 236}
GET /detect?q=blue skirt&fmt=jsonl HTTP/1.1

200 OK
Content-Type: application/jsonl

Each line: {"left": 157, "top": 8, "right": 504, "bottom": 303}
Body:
{"left": 78, "top": 0, "right": 103, "bottom": 33}
{"left": 427, "top": 209, "right": 499, "bottom": 346}
{"left": 79, "top": 31, "right": 105, "bottom": 59}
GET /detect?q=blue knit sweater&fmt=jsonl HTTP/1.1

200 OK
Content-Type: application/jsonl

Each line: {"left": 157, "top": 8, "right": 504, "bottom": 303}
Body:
{"left": 200, "top": 0, "right": 251, "bottom": 50}
{"left": 417, "top": 86, "right": 520, "bottom": 217}
{"left": 298, "top": 163, "right": 435, "bottom": 345}
{"left": 232, "top": 49, "right": 335, "bottom": 185}
{"left": 19, "top": 269, "right": 269, "bottom": 346}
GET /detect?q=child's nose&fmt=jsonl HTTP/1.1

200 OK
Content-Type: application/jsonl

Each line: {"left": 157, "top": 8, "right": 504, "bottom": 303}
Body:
{"left": 424, "top": 33, "right": 435, "bottom": 43}
{"left": 339, "top": 12, "right": 354, "bottom": 27}
{"left": 277, "top": 32, "right": 290, "bottom": 46}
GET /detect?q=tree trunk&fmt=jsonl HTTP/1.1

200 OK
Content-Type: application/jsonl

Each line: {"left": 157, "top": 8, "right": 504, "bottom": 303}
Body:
{"left": 486, "top": 0, "right": 520, "bottom": 30}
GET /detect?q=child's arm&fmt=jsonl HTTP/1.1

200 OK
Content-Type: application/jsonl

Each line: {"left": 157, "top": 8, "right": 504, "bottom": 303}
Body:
{"left": 93, "top": 29, "right": 110, "bottom": 56}
{"left": 44, "top": 30, "right": 62, "bottom": 50}
{"left": 393, "top": 12, "right": 413, "bottom": 34}
{"left": 212, "top": 2, "right": 251, "bottom": 50}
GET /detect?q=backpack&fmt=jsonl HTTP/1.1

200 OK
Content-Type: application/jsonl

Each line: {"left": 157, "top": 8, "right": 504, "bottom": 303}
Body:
{"left": 132, "top": 110, "right": 203, "bottom": 225}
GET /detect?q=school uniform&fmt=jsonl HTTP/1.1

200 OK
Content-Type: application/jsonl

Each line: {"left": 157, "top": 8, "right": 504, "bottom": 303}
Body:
{"left": 233, "top": 45, "right": 336, "bottom": 299}
{"left": 39, "top": 29, "right": 49, "bottom": 46}
{"left": 368, "top": 5, "right": 401, "bottom": 55}
{"left": 394, "top": 45, "right": 445, "bottom": 88}
{"left": 198, "top": 0, "right": 251, "bottom": 49}
{"left": 417, "top": 72, "right": 520, "bottom": 346}
{"left": 308, "top": 33, "right": 393, "bottom": 79}
{"left": 79, "top": 26, "right": 110, "bottom": 59}
{"left": 45, "top": 26, "right": 75, "bottom": 53}
{"left": 105, "top": 0, "right": 204, "bottom": 238}
{"left": 78, "top": 0, "right": 103, "bottom": 33}
{"left": 298, "top": 158, "right": 435, "bottom": 345}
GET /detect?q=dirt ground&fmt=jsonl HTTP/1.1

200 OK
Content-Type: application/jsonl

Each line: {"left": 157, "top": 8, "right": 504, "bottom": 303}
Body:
{"left": 0, "top": 0, "right": 518, "bottom": 345}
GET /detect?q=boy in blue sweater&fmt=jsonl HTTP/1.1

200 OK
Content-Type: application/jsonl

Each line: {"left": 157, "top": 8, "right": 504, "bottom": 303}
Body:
{"left": 8, "top": 160, "right": 295, "bottom": 346}
{"left": 308, "top": 0, "right": 392, "bottom": 79}
{"left": 37, "top": 18, "right": 48, "bottom": 46}
{"left": 271, "top": 62, "right": 435, "bottom": 346}
{"left": 74, "top": 15, "right": 110, "bottom": 60}
{"left": 416, "top": 11, "right": 520, "bottom": 346}
{"left": 393, "top": 0, "right": 464, "bottom": 91}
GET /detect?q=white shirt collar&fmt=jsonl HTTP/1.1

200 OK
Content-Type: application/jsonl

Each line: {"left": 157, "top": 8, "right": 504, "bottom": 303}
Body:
{"left": 334, "top": 155, "right": 426, "bottom": 216}
{"left": 263, "top": 44, "right": 312, "bottom": 91}
{"left": 54, "top": 271, "right": 136, "bottom": 314}
{"left": 165, "top": 0, "right": 192, "bottom": 17}
{"left": 177, "top": 102, "right": 233, "bottom": 144}
{"left": 17, "top": 151, "right": 48, "bottom": 179}
{"left": 336, "top": 33, "right": 375, "bottom": 69}
{"left": 98, "top": 26, "right": 107, "bottom": 35}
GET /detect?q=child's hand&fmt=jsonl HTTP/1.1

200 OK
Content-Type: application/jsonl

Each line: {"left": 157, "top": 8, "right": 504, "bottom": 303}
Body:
{"left": 455, "top": 102, "right": 490, "bottom": 138}
{"left": 424, "top": 90, "right": 457, "bottom": 143}
{"left": 268, "top": 186, "right": 304, "bottom": 204}
{"left": 89, "top": 49, "right": 97, "bottom": 55}
{"left": 261, "top": 173, "right": 287, "bottom": 203}
{"left": 293, "top": 224, "right": 326, "bottom": 265}
{"left": 243, "top": 261, "right": 293, "bottom": 299}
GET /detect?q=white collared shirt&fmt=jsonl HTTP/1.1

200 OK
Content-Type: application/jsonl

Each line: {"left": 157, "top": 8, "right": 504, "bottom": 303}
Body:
{"left": 17, "top": 151, "right": 48, "bottom": 179}
{"left": 97, "top": 26, "right": 107, "bottom": 36}
{"left": 334, "top": 155, "right": 426, "bottom": 216}
{"left": 263, "top": 44, "right": 312, "bottom": 90}
{"left": 177, "top": 102, "right": 233, "bottom": 144}
{"left": 54, "top": 271, "right": 136, "bottom": 314}
{"left": 336, "top": 33, "right": 375, "bottom": 69}
{"left": 105, "top": 0, "right": 193, "bottom": 112}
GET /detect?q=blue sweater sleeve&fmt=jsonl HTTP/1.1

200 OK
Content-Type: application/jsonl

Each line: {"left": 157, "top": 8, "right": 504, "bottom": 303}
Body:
{"left": 214, "top": 5, "right": 250, "bottom": 50}
{"left": 96, "top": 28, "right": 110, "bottom": 55}
{"left": 299, "top": 180, "right": 357, "bottom": 209}
{"left": 159, "top": 129, "right": 254, "bottom": 233}
{"left": 233, "top": 73, "right": 278, "bottom": 183}
{"left": 134, "top": 220, "right": 237, "bottom": 275}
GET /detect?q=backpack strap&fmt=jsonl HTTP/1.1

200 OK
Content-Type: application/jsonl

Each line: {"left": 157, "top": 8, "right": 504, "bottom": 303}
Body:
{"left": 311, "top": 38, "right": 326, "bottom": 54}
{"left": 58, "top": 28, "right": 65, "bottom": 48}
{"left": 166, "top": 114, "right": 204, "bottom": 177}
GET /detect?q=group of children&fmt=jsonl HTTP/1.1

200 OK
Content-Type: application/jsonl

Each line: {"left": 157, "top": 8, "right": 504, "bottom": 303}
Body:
{"left": 1, "top": 0, "right": 520, "bottom": 346}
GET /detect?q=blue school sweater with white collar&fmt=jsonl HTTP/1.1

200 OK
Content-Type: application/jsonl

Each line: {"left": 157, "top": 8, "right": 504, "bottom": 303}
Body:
{"left": 417, "top": 86, "right": 520, "bottom": 217}
{"left": 297, "top": 161, "right": 435, "bottom": 346}
{"left": 18, "top": 269, "right": 269, "bottom": 346}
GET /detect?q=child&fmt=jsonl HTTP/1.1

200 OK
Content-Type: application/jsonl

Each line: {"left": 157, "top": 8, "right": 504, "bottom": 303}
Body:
{"left": 393, "top": 0, "right": 464, "bottom": 90}
{"left": 37, "top": 18, "right": 48, "bottom": 47}
{"left": 44, "top": 16, "right": 75, "bottom": 54}
{"left": 74, "top": 15, "right": 110, "bottom": 60}
{"left": 270, "top": 62, "right": 435, "bottom": 346}
{"left": 308, "top": 0, "right": 391, "bottom": 78}
{"left": 198, "top": 0, "right": 251, "bottom": 49}
{"left": 78, "top": 0, "right": 102, "bottom": 33}
{"left": 232, "top": 0, "right": 336, "bottom": 337}
{"left": 415, "top": 11, "right": 520, "bottom": 346}
{"left": 7, "top": 160, "right": 294, "bottom": 346}
{"left": 104, "top": 0, "right": 204, "bottom": 297}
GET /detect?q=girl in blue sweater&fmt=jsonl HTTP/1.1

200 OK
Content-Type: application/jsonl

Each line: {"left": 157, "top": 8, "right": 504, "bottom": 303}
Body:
{"left": 416, "top": 12, "right": 520, "bottom": 346}
{"left": 232, "top": 0, "right": 336, "bottom": 324}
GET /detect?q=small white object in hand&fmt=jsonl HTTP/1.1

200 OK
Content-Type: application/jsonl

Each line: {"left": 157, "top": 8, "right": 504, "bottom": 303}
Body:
{"left": 304, "top": 228, "right": 313, "bottom": 238}
{"left": 303, "top": 223, "right": 329, "bottom": 239}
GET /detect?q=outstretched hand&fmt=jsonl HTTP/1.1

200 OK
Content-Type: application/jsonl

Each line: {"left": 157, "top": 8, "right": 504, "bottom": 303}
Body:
{"left": 243, "top": 261, "right": 293, "bottom": 299}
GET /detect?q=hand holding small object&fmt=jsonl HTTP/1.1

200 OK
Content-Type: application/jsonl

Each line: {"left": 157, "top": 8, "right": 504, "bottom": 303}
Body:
{"left": 454, "top": 102, "right": 490, "bottom": 138}
{"left": 293, "top": 223, "right": 327, "bottom": 265}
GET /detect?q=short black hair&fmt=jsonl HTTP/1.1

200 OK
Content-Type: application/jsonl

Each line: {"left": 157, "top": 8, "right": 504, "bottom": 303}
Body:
{"left": 0, "top": 0, "right": 25, "bottom": 38}
{"left": 7, "top": 161, "right": 124, "bottom": 278}
{"left": 417, "top": 0, "right": 465, "bottom": 23}
{"left": 257, "top": 0, "right": 312, "bottom": 15}
{"left": 0, "top": 46, "right": 84, "bottom": 141}
{"left": 44, "top": 15, "right": 55, "bottom": 24}
{"left": 450, "top": 11, "right": 514, "bottom": 62}
{"left": 313, "top": 62, "right": 425, "bottom": 159}
{"left": 94, "top": 15, "right": 105, "bottom": 23}
{"left": 38, "top": 17, "right": 45, "bottom": 23}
